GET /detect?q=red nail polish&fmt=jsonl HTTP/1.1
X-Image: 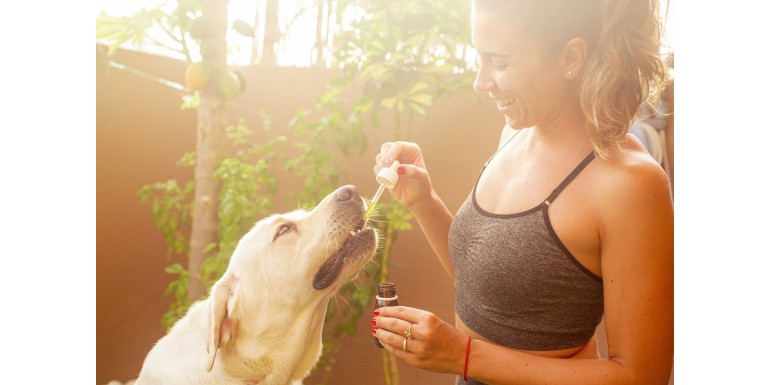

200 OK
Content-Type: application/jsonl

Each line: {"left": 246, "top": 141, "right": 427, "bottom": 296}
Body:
{"left": 397, "top": 166, "right": 405, "bottom": 175}
{"left": 374, "top": 310, "right": 380, "bottom": 316}
{"left": 372, "top": 327, "right": 377, "bottom": 334}
{"left": 371, "top": 318, "right": 376, "bottom": 326}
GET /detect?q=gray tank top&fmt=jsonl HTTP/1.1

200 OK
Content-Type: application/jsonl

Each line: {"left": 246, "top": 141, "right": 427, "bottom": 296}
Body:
{"left": 449, "top": 132, "right": 604, "bottom": 369}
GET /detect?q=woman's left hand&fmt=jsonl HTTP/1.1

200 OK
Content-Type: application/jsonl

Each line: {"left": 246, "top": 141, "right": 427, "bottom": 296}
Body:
{"left": 372, "top": 306, "right": 467, "bottom": 374}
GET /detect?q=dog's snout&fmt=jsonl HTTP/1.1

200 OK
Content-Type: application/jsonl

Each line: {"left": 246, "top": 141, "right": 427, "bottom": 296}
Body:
{"left": 336, "top": 185, "right": 359, "bottom": 202}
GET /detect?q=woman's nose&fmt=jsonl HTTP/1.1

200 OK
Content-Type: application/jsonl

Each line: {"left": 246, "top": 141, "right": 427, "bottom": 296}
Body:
{"left": 472, "top": 65, "right": 493, "bottom": 93}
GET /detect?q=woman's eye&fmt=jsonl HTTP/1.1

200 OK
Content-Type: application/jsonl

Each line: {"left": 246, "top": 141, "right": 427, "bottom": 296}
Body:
{"left": 493, "top": 63, "right": 509, "bottom": 70}
{"left": 274, "top": 223, "right": 295, "bottom": 240}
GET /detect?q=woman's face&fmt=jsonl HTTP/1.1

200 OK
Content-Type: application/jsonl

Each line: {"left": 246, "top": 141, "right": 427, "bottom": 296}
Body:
{"left": 471, "top": 7, "right": 571, "bottom": 130}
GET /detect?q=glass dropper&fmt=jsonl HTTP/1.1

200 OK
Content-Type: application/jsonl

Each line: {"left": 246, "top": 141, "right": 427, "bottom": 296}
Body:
{"left": 364, "top": 160, "right": 400, "bottom": 219}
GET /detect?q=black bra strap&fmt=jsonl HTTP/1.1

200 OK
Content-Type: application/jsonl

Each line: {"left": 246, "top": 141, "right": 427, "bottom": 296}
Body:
{"left": 544, "top": 151, "right": 596, "bottom": 205}
{"left": 483, "top": 128, "right": 522, "bottom": 167}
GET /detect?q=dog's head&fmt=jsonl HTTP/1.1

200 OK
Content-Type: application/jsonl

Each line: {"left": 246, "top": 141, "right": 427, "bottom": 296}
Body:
{"left": 232, "top": 184, "right": 377, "bottom": 292}
{"left": 206, "top": 185, "right": 378, "bottom": 371}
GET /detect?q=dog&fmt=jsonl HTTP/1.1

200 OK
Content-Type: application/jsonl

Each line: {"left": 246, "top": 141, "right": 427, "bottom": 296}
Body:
{"left": 135, "top": 185, "right": 378, "bottom": 385}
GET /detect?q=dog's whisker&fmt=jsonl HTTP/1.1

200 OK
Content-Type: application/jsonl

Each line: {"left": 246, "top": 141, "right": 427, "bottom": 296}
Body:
{"left": 350, "top": 278, "right": 365, "bottom": 292}
{"left": 336, "top": 291, "right": 353, "bottom": 311}
{"left": 330, "top": 293, "right": 341, "bottom": 311}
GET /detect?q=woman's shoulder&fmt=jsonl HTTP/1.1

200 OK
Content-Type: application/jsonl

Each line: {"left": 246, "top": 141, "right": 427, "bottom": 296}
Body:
{"left": 591, "top": 134, "right": 673, "bottom": 207}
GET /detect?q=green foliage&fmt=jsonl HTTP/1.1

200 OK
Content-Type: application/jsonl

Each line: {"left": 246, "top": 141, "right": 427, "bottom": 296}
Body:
{"left": 200, "top": 118, "right": 286, "bottom": 290}
{"left": 180, "top": 93, "right": 201, "bottom": 110}
{"left": 139, "top": 116, "right": 285, "bottom": 330}
{"left": 137, "top": 157, "right": 196, "bottom": 331}
{"left": 138, "top": 179, "right": 194, "bottom": 258}
{"left": 96, "top": 9, "right": 160, "bottom": 55}
{"left": 333, "top": 0, "right": 476, "bottom": 136}
{"left": 96, "top": 0, "right": 201, "bottom": 58}
{"left": 162, "top": 263, "right": 192, "bottom": 329}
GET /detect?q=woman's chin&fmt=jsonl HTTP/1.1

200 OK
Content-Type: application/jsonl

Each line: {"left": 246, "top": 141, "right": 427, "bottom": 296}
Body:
{"left": 504, "top": 116, "right": 527, "bottom": 130}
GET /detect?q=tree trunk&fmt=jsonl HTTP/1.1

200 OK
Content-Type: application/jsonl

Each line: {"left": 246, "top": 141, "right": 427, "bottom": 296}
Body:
{"left": 262, "top": 0, "right": 280, "bottom": 65}
{"left": 313, "top": 0, "right": 325, "bottom": 67}
{"left": 251, "top": 2, "right": 262, "bottom": 65}
{"left": 188, "top": 97, "right": 226, "bottom": 299}
{"left": 188, "top": 0, "right": 228, "bottom": 300}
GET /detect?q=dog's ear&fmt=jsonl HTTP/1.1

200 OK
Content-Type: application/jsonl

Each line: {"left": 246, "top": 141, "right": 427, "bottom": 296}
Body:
{"left": 206, "top": 275, "right": 241, "bottom": 372}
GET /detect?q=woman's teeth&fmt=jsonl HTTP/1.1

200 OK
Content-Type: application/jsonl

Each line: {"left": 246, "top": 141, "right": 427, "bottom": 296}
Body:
{"left": 495, "top": 98, "right": 514, "bottom": 108}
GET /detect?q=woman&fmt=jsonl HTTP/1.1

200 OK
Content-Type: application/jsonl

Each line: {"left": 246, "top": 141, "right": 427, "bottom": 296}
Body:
{"left": 370, "top": 0, "right": 673, "bottom": 384}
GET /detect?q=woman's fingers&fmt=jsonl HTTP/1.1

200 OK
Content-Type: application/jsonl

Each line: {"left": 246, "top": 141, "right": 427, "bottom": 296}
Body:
{"left": 373, "top": 323, "right": 418, "bottom": 355}
{"left": 374, "top": 142, "right": 397, "bottom": 175}
{"left": 378, "top": 141, "right": 421, "bottom": 167}
{"left": 373, "top": 153, "right": 384, "bottom": 175}
{"left": 373, "top": 306, "right": 437, "bottom": 352}
{"left": 374, "top": 315, "right": 416, "bottom": 340}
{"left": 374, "top": 306, "right": 425, "bottom": 324}
{"left": 372, "top": 306, "right": 465, "bottom": 374}
{"left": 372, "top": 306, "right": 423, "bottom": 352}
{"left": 380, "top": 142, "right": 395, "bottom": 166}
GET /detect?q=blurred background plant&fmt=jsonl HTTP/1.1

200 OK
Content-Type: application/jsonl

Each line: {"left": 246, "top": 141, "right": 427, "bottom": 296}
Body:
{"left": 97, "top": 1, "right": 475, "bottom": 383}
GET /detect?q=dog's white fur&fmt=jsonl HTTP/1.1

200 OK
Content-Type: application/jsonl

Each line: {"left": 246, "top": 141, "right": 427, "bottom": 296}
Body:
{"left": 135, "top": 186, "right": 378, "bottom": 385}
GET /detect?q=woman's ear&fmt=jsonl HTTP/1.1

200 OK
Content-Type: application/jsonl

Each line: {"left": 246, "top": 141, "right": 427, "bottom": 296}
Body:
{"left": 562, "top": 37, "right": 589, "bottom": 79}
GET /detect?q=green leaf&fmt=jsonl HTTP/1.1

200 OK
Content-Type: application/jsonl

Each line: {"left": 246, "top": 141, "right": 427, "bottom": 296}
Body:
{"left": 380, "top": 97, "right": 397, "bottom": 109}
{"left": 409, "top": 92, "right": 433, "bottom": 106}
{"left": 165, "top": 263, "right": 185, "bottom": 274}
{"left": 202, "top": 242, "right": 217, "bottom": 253}
{"left": 180, "top": 93, "right": 200, "bottom": 110}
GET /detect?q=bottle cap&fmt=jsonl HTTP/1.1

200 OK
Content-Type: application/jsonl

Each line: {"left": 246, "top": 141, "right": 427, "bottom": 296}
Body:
{"left": 376, "top": 160, "right": 399, "bottom": 189}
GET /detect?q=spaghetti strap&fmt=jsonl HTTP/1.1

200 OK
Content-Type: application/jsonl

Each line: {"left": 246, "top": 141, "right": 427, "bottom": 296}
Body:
{"left": 483, "top": 128, "right": 522, "bottom": 167}
{"left": 544, "top": 152, "right": 596, "bottom": 205}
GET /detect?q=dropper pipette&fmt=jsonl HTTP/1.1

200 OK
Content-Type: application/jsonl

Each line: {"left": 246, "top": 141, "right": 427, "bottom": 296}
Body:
{"left": 364, "top": 160, "right": 400, "bottom": 219}
{"left": 365, "top": 185, "right": 386, "bottom": 218}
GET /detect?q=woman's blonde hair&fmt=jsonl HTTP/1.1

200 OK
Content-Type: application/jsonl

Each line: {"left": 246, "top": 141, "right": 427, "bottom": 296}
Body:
{"left": 474, "top": 0, "right": 669, "bottom": 158}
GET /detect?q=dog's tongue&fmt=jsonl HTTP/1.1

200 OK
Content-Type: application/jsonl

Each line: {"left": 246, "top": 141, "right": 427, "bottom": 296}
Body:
{"left": 312, "top": 246, "right": 350, "bottom": 290}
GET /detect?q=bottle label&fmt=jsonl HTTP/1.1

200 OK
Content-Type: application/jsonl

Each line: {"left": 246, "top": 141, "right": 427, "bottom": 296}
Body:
{"left": 375, "top": 294, "right": 398, "bottom": 301}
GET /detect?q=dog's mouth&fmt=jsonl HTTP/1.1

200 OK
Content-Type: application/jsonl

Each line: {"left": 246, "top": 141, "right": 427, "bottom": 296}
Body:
{"left": 312, "top": 218, "right": 376, "bottom": 290}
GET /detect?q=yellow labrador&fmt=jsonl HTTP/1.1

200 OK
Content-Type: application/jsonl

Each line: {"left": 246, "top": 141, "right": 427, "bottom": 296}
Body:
{"left": 135, "top": 185, "right": 378, "bottom": 385}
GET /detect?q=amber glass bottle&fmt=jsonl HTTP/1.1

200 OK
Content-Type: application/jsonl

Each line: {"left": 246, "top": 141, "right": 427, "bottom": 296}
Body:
{"left": 374, "top": 282, "right": 399, "bottom": 348}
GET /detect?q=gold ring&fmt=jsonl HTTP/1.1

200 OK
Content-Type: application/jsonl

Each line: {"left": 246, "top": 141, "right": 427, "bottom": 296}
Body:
{"left": 404, "top": 323, "right": 412, "bottom": 339}
{"left": 402, "top": 337, "right": 408, "bottom": 351}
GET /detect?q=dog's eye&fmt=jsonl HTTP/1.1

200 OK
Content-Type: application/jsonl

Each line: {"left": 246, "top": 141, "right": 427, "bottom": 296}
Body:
{"left": 273, "top": 222, "right": 295, "bottom": 241}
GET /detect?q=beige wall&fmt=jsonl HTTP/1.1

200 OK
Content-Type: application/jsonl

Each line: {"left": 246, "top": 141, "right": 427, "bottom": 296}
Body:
{"left": 96, "top": 48, "right": 672, "bottom": 385}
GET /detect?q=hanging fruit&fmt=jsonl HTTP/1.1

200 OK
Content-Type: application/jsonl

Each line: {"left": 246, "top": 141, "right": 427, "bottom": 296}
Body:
{"left": 218, "top": 69, "right": 242, "bottom": 100}
{"left": 184, "top": 62, "right": 210, "bottom": 91}
{"left": 233, "top": 69, "right": 246, "bottom": 92}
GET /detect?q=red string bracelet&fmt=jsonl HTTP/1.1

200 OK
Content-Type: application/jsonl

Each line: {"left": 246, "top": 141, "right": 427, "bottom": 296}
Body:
{"left": 463, "top": 335, "right": 471, "bottom": 382}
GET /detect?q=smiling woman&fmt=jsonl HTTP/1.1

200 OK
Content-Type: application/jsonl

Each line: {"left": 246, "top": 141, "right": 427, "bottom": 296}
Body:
{"left": 368, "top": 0, "right": 674, "bottom": 384}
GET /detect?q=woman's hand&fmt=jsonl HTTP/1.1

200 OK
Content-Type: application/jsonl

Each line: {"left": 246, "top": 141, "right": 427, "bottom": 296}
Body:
{"left": 373, "top": 142, "right": 434, "bottom": 211}
{"left": 372, "top": 306, "right": 467, "bottom": 375}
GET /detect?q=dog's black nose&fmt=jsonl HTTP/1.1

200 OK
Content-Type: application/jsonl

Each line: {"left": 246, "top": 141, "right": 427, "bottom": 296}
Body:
{"left": 336, "top": 185, "right": 358, "bottom": 201}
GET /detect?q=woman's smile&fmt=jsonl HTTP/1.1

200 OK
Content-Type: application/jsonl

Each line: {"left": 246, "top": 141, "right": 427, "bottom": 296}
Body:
{"left": 494, "top": 97, "right": 515, "bottom": 110}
